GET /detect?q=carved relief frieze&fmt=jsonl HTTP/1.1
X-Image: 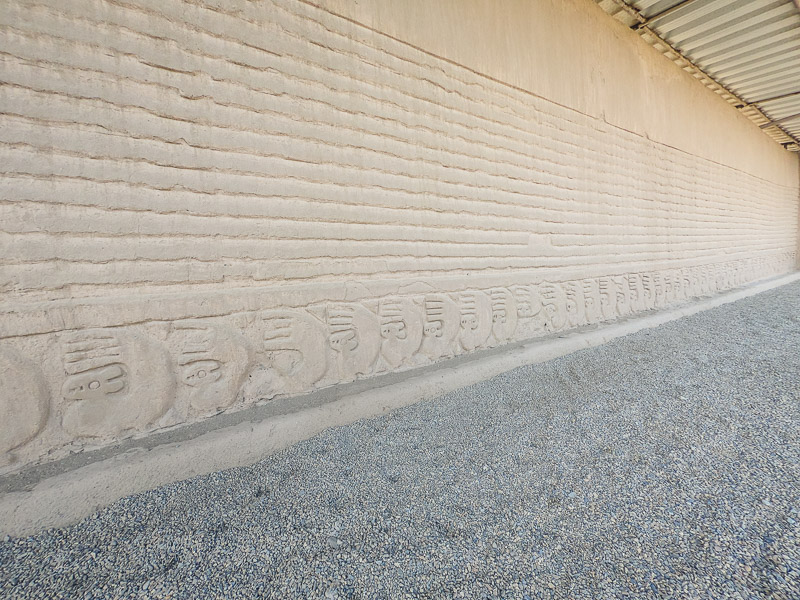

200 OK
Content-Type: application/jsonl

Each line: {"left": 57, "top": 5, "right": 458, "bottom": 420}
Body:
{"left": 627, "top": 273, "right": 646, "bottom": 313}
{"left": 640, "top": 273, "right": 656, "bottom": 311}
{"left": 598, "top": 276, "right": 619, "bottom": 321}
{"left": 511, "top": 284, "right": 546, "bottom": 338}
{"left": 581, "top": 278, "right": 603, "bottom": 325}
{"left": 612, "top": 275, "right": 632, "bottom": 317}
{"left": 240, "top": 309, "right": 329, "bottom": 400}
{"left": 457, "top": 290, "right": 493, "bottom": 351}
{"left": 326, "top": 303, "right": 381, "bottom": 380}
{"left": 489, "top": 288, "right": 518, "bottom": 345}
{"left": 564, "top": 281, "right": 588, "bottom": 329}
{"left": 540, "top": 282, "right": 568, "bottom": 332}
{"left": 60, "top": 329, "right": 175, "bottom": 438}
{"left": 378, "top": 297, "right": 423, "bottom": 369}
{"left": 419, "top": 293, "right": 461, "bottom": 361}
{"left": 0, "top": 252, "right": 794, "bottom": 469}
{"left": 167, "top": 322, "right": 251, "bottom": 413}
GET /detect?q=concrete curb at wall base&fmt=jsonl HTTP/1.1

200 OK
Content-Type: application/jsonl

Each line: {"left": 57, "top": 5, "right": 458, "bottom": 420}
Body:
{"left": 2, "top": 272, "right": 798, "bottom": 538}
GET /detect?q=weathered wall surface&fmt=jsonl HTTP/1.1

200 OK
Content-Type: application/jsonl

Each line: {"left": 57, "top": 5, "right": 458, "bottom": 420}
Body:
{"left": 1, "top": 0, "right": 797, "bottom": 473}
{"left": 317, "top": 0, "right": 797, "bottom": 183}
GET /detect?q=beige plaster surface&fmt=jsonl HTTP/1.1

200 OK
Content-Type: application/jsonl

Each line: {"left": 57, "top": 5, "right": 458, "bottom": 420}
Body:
{"left": 314, "top": 0, "right": 797, "bottom": 184}
{"left": 0, "top": 0, "right": 798, "bottom": 477}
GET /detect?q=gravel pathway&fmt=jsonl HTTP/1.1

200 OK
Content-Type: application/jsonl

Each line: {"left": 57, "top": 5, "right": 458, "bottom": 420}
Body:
{"left": 2, "top": 281, "right": 800, "bottom": 599}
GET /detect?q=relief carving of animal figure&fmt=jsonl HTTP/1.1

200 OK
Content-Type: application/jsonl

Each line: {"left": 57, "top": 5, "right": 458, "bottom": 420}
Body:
{"left": 697, "top": 265, "right": 711, "bottom": 295}
{"left": 708, "top": 264, "right": 722, "bottom": 293}
{"left": 539, "top": 282, "right": 568, "bottom": 332}
{"left": 683, "top": 269, "right": 698, "bottom": 298}
{"left": 673, "top": 269, "right": 689, "bottom": 301}
{"left": 581, "top": 278, "right": 603, "bottom": 325}
{"left": 598, "top": 277, "right": 619, "bottom": 321}
{"left": 457, "top": 291, "right": 492, "bottom": 351}
{"left": 378, "top": 297, "right": 423, "bottom": 369}
{"left": 168, "top": 322, "right": 251, "bottom": 413}
{"left": 511, "top": 284, "right": 546, "bottom": 338}
{"left": 247, "top": 309, "right": 329, "bottom": 399}
{"left": 489, "top": 288, "right": 518, "bottom": 345}
{"left": 564, "top": 281, "right": 588, "bottom": 329}
{"left": 627, "top": 273, "right": 647, "bottom": 313}
{"left": 640, "top": 273, "right": 656, "bottom": 311}
{"left": 60, "top": 329, "right": 175, "bottom": 438}
{"left": 662, "top": 271, "right": 676, "bottom": 305}
{"left": 419, "top": 293, "right": 461, "bottom": 360}
{"left": 611, "top": 276, "right": 631, "bottom": 317}
{"left": 326, "top": 303, "right": 381, "bottom": 381}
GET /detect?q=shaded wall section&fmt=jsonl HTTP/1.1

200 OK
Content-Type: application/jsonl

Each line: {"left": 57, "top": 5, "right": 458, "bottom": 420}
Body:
{"left": 0, "top": 0, "right": 798, "bottom": 473}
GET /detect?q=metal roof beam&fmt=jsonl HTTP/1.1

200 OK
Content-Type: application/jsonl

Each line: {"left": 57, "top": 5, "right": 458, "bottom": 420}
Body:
{"left": 746, "top": 90, "right": 800, "bottom": 107}
{"left": 760, "top": 111, "right": 800, "bottom": 128}
{"left": 634, "top": 0, "right": 699, "bottom": 30}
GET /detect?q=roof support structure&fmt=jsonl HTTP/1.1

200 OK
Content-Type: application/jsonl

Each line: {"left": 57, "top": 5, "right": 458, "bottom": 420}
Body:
{"left": 748, "top": 90, "right": 800, "bottom": 107}
{"left": 599, "top": 0, "right": 800, "bottom": 151}
{"left": 760, "top": 112, "right": 800, "bottom": 129}
{"left": 633, "top": 0, "right": 699, "bottom": 29}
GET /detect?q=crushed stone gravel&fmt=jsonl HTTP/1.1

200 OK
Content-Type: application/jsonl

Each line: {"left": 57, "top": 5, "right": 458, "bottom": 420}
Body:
{"left": 1, "top": 281, "right": 799, "bottom": 599}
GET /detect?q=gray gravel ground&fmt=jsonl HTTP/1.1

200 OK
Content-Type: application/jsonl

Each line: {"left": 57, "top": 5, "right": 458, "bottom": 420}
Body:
{"left": 2, "top": 281, "right": 800, "bottom": 600}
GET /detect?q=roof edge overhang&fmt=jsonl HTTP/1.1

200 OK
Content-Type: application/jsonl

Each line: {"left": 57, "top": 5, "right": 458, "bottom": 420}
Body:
{"left": 597, "top": 0, "right": 800, "bottom": 152}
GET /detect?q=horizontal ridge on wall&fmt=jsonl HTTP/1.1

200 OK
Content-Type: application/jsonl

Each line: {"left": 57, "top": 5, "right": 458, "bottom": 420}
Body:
{"left": 1, "top": 0, "right": 798, "bottom": 304}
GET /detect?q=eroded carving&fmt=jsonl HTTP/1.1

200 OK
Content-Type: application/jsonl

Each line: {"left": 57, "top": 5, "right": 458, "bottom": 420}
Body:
{"left": 457, "top": 290, "right": 492, "bottom": 351}
{"left": 0, "top": 348, "right": 49, "bottom": 458}
{"left": 246, "top": 309, "right": 329, "bottom": 398}
{"left": 8, "top": 251, "right": 795, "bottom": 463}
{"left": 682, "top": 269, "right": 697, "bottom": 298}
{"left": 696, "top": 266, "right": 707, "bottom": 295}
{"left": 564, "top": 281, "right": 588, "bottom": 329}
{"left": 627, "top": 273, "right": 646, "bottom": 313}
{"left": 60, "top": 329, "right": 175, "bottom": 438}
{"left": 511, "top": 284, "right": 546, "bottom": 337}
{"left": 640, "top": 273, "right": 656, "bottom": 310}
{"left": 63, "top": 364, "right": 126, "bottom": 401}
{"left": 581, "top": 278, "right": 603, "bottom": 324}
{"left": 378, "top": 297, "right": 423, "bottom": 369}
{"left": 326, "top": 303, "right": 381, "bottom": 380}
{"left": 611, "top": 275, "right": 631, "bottom": 317}
{"left": 671, "top": 269, "right": 686, "bottom": 301}
{"left": 419, "top": 293, "right": 461, "bottom": 360}
{"left": 540, "top": 282, "right": 568, "bottom": 332}
{"left": 489, "top": 288, "right": 518, "bottom": 344}
{"left": 168, "top": 322, "right": 251, "bottom": 412}
{"left": 662, "top": 270, "right": 676, "bottom": 304}
{"left": 598, "top": 276, "right": 618, "bottom": 321}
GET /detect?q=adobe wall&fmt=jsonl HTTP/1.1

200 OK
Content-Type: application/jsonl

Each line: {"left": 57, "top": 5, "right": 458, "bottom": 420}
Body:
{"left": 1, "top": 0, "right": 798, "bottom": 474}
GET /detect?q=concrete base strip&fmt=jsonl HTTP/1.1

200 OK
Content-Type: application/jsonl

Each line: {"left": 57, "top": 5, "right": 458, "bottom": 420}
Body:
{"left": 2, "top": 271, "right": 798, "bottom": 537}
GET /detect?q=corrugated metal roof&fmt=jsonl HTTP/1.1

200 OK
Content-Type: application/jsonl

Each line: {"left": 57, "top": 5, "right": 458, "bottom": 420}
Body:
{"left": 596, "top": 0, "right": 800, "bottom": 151}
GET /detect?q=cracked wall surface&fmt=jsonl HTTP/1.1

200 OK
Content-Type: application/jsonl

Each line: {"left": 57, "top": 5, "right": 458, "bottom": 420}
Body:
{"left": 1, "top": 0, "right": 798, "bottom": 473}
